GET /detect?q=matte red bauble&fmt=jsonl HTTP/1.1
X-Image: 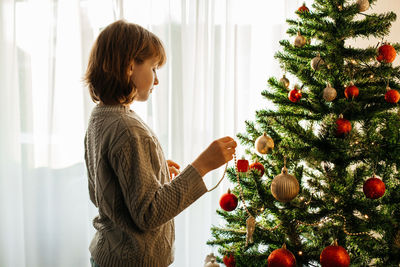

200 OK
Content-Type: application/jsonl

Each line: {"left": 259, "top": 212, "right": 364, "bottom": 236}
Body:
{"left": 288, "top": 88, "right": 302, "bottom": 102}
{"left": 377, "top": 44, "right": 397, "bottom": 63}
{"left": 385, "top": 88, "right": 400, "bottom": 104}
{"left": 249, "top": 162, "right": 265, "bottom": 177}
{"left": 320, "top": 241, "right": 350, "bottom": 267}
{"left": 223, "top": 253, "right": 236, "bottom": 267}
{"left": 236, "top": 158, "right": 249, "bottom": 173}
{"left": 344, "top": 85, "right": 359, "bottom": 99}
{"left": 219, "top": 189, "right": 238, "bottom": 211}
{"left": 267, "top": 244, "right": 296, "bottom": 267}
{"left": 298, "top": 3, "right": 309, "bottom": 13}
{"left": 335, "top": 117, "right": 352, "bottom": 137}
{"left": 363, "top": 177, "right": 385, "bottom": 199}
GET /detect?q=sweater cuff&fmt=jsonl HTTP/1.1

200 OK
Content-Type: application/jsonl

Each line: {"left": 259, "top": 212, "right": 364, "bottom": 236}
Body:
{"left": 183, "top": 164, "right": 208, "bottom": 201}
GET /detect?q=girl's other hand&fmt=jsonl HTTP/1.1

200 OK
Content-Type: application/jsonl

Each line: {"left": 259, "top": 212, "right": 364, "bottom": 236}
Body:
{"left": 167, "top": 160, "right": 180, "bottom": 181}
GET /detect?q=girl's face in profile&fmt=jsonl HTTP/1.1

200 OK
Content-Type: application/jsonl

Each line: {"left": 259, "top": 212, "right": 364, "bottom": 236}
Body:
{"left": 129, "top": 57, "right": 160, "bottom": 102}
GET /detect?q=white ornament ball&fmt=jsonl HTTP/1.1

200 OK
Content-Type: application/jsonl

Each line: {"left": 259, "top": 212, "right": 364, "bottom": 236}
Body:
{"left": 323, "top": 83, "right": 337, "bottom": 102}
{"left": 357, "top": 0, "right": 370, "bottom": 12}
{"left": 205, "top": 259, "right": 220, "bottom": 267}
{"left": 255, "top": 133, "right": 274, "bottom": 154}
{"left": 280, "top": 75, "right": 290, "bottom": 89}
{"left": 271, "top": 166, "right": 299, "bottom": 202}
{"left": 311, "top": 53, "right": 325, "bottom": 70}
{"left": 294, "top": 32, "right": 307, "bottom": 48}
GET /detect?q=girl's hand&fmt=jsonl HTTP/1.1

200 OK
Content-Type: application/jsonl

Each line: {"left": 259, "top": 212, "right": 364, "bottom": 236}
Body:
{"left": 191, "top": 136, "right": 237, "bottom": 177}
{"left": 167, "top": 160, "right": 180, "bottom": 181}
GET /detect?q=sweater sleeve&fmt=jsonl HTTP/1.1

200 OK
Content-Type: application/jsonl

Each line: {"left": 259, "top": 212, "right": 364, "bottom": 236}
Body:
{"left": 110, "top": 135, "right": 207, "bottom": 231}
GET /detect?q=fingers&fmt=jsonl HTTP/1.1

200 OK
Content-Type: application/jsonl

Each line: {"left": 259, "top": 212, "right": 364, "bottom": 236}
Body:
{"left": 223, "top": 140, "right": 237, "bottom": 149}
{"left": 219, "top": 136, "right": 235, "bottom": 143}
{"left": 169, "top": 166, "right": 180, "bottom": 181}
{"left": 167, "top": 160, "right": 180, "bottom": 170}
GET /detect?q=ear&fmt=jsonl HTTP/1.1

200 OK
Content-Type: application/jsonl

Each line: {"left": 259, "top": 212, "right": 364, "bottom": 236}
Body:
{"left": 127, "top": 60, "right": 134, "bottom": 76}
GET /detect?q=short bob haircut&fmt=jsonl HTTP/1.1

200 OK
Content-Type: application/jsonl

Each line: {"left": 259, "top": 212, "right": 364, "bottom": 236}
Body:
{"left": 84, "top": 20, "right": 166, "bottom": 105}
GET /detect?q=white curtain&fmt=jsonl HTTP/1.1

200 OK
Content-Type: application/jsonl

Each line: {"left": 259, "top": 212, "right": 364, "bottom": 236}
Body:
{"left": 0, "top": 0, "right": 300, "bottom": 266}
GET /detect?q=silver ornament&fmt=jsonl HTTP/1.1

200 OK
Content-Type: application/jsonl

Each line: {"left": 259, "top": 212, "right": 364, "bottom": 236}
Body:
{"left": 271, "top": 166, "right": 299, "bottom": 202}
{"left": 204, "top": 253, "right": 219, "bottom": 267}
{"left": 245, "top": 216, "right": 256, "bottom": 246}
{"left": 255, "top": 133, "right": 274, "bottom": 154}
{"left": 323, "top": 83, "right": 337, "bottom": 102}
{"left": 280, "top": 75, "right": 290, "bottom": 89}
{"left": 357, "top": 0, "right": 369, "bottom": 12}
{"left": 294, "top": 32, "right": 306, "bottom": 48}
{"left": 205, "top": 259, "right": 220, "bottom": 267}
{"left": 311, "top": 53, "right": 324, "bottom": 70}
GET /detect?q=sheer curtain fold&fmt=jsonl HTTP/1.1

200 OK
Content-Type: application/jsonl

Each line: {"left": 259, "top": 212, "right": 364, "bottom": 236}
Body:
{"left": 0, "top": 1, "right": 26, "bottom": 267}
{"left": 0, "top": 0, "right": 291, "bottom": 266}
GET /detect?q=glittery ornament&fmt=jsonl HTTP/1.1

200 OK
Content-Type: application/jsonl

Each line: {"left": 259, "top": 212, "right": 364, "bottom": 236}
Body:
{"left": 267, "top": 244, "right": 297, "bottom": 267}
{"left": 249, "top": 161, "right": 265, "bottom": 176}
{"left": 223, "top": 253, "right": 236, "bottom": 267}
{"left": 255, "top": 133, "right": 274, "bottom": 154}
{"left": 377, "top": 44, "right": 397, "bottom": 63}
{"left": 204, "top": 253, "right": 219, "bottom": 267}
{"left": 363, "top": 176, "right": 385, "bottom": 199}
{"left": 205, "top": 258, "right": 220, "bottom": 267}
{"left": 297, "top": 3, "right": 309, "bottom": 13}
{"left": 320, "top": 240, "right": 350, "bottom": 267}
{"left": 357, "top": 0, "right": 370, "bottom": 12}
{"left": 323, "top": 83, "right": 337, "bottom": 102}
{"left": 280, "top": 75, "right": 290, "bottom": 89}
{"left": 344, "top": 82, "right": 359, "bottom": 99}
{"left": 335, "top": 115, "right": 352, "bottom": 137}
{"left": 294, "top": 32, "right": 307, "bottom": 48}
{"left": 311, "top": 53, "right": 325, "bottom": 70}
{"left": 219, "top": 189, "right": 238, "bottom": 211}
{"left": 385, "top": 86, "right": 400, "bottom": 104}
{"left": 271, "top": 166, "right": 300, "bottom": 202}
{"left": 288, "top": 86, "right": 302, "bottom": 102}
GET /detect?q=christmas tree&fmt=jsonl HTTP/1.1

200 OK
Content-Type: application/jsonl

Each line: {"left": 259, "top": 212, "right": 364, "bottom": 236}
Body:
{"left": 207, "top": 0, "right": 400, "bottom": 266}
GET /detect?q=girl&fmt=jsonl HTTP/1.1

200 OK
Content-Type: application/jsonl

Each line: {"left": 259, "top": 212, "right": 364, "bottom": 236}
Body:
{"left": 84, "top": 20, "right": 237, "bottom": 267}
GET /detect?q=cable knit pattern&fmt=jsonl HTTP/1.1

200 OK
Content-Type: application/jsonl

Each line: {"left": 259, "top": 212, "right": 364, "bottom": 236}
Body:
{"left": 85, "top": 104, "right": 207, "bottom": 267}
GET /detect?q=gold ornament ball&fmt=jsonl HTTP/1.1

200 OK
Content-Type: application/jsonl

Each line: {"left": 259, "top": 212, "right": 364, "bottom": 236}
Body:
{"left": 311, "top": 53, "right": 324, "bottom": 70}
{"left": 294, "top": 32, "right": 306, "bottom": 48}
{"left": 255, "top": 133, "right": 274, "bottom": 154}
{"left": 280, "top": 75, "right": 290, "bottom": 89}
{"left": 205, "top": 259, "right": 220, "bottom": 267}
{"left": 271, "top": 166, "right": 299, "bottom": 202}
{"left": 357, "top": 0, "right": 369, "bottom": 12}
{"left": 323, "top": 83, "right": 337, "bottom": 102}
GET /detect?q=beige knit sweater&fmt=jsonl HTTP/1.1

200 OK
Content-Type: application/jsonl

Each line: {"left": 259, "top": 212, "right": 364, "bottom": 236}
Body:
{"left": 84, "top": 104, "right": 207, "bottom": 267}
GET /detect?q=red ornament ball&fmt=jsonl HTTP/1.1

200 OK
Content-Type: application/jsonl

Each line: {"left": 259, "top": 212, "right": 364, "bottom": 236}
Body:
{"left": 219, "top": 189, "right": 238, "bottom": 211}
{"left": 237, "top": 158, "right": 249, "bottom": 173}
{"left": 385, "top": 89, "right": 400, "bottom": 104}
{"left": 335, "top": 117, "right": 352, "bottom": 137}
{"left": 344, "top": 85, "right": 359, "bottom": 99}
{"left": 320, "top": 244, "right": 350, "bottom": 267}
{"left": 298, "top": 3, "right": 309, "bottom": 13}
{"left": 249, "top": 162, "right": 265, "bottom": 176}
{"left": 377, "top": 44, "right": 397, "bottom": 63}
{"left": 223, "top": 253, "right": 236, "bottom": 267}
{"left": 363, "top": 177, "right": 385, "bottom": 199}
{"left": 267, "top": 244, "right": 296, "bottom": 267}
{"left": 288, "top": 88, "right": 302, "bottom": 102}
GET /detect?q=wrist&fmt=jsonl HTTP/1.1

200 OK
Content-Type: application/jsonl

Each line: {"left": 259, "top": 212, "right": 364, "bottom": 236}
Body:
{"left": 191, "top": 161, "right": 208, "bottom": 177}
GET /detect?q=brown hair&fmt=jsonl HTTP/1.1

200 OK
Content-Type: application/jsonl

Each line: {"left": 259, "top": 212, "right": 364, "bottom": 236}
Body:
{"left": 84, "top": 20, "right": 166, "bottom": 105}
